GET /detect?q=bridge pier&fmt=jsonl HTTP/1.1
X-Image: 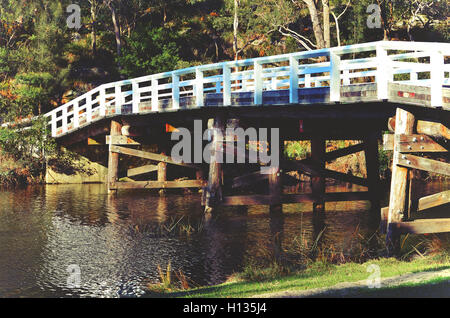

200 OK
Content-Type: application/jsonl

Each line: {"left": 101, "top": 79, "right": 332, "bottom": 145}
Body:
{"left": 364, "top": 132, "right": 381, "bottom": 220}
{"left": 204, "top": 117, "right": 224, "bottom": 215}
{"left": 311, "top": 138, "right": 326, "bottom": 215}
{"left": 383, "top": 107, "right": 450, "bottom": 256}
{"left": 108, "top": 119, "right": 122, "bottom": 194}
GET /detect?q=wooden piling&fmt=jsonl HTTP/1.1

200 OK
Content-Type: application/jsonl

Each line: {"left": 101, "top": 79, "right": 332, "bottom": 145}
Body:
{"left": 386, "top": 108, "right": 415, "bottom": 255}
{"left": 311, "top": 138, "right": 325, "bottom": 214}
{"left": 269, "top": 139, "right": 283, "bottom": 215}
{"left": 269, "top": 167, "right": 282, "bottom": 214}
{"left": 157, "top": 140, "right": 168, "bottom": 195}
{"left": 108, "top": 119, "right": 122, "bottom": 194}
{"left": 364, "top": 133, "right": 381, "bottom": 221}
{"left": 205, "top": 117, "right": 224, "bottom": 214}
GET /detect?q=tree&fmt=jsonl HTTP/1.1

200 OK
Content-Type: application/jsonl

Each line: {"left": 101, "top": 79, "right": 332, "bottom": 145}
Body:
{"left": 104, "top": 0, "right": 123, "bottom": 71}
{"left": 117, "top": 26, "right": 182, "bottom": 78}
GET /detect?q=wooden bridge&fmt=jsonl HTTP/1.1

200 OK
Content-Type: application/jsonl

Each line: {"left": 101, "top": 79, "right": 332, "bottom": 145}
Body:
{"left": 43, "top": 40, "right": 450, "bottom": 255}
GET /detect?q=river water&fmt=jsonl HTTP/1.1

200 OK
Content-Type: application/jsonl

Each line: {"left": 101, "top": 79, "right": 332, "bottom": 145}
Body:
{"left": 0, "top": 181, "right": 447, "bottom": 298}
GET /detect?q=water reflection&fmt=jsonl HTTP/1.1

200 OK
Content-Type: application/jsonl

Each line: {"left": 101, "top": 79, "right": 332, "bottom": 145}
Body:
{"left": 0, "top": 181, "right": 447, "bottom": 297}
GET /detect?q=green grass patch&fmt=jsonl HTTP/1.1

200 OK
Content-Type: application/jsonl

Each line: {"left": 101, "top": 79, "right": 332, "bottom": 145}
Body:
{"left": 146, "top": 253, "right": 450, "bottom": 298}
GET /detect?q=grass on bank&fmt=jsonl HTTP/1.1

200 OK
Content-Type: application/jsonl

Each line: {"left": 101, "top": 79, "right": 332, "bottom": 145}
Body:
{"left": 155, "top": 254, "right": 449, "bottom": 298}
{"left": 144, "top": 232, "right": 450, "bottom": 298}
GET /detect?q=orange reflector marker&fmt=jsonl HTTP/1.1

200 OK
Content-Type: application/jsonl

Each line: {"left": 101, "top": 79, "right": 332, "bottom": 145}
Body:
{"left": 166, "top": 123, "right": 179, "bottom": 133}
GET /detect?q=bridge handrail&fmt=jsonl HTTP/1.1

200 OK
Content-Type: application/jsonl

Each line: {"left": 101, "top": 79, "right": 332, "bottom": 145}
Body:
{"left": 43, "top": 41, "right": 449, "bottom": 137}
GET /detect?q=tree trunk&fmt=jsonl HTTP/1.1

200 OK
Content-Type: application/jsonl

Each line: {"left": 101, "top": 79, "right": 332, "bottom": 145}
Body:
{"left": 233, "top": 0, "right": 239, "bottom": 61}
{"left": 376, "top": 0, "right": 391, "bottom": 40}
{"left": 91, "top": 2, "right": 97, "bottom": 56}
{"left": 105, "top": 0, "right": 122, "bottom": 68}
{"left": 322, "top": 0, "right": 330, "bottom": 48}
{"left": 303, "top": 0, "right": 325, "bottom": 49}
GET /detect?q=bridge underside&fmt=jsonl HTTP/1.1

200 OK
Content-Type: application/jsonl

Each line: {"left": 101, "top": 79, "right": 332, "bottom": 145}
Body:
{"left": 50, "top": 89, "right": 449, "bottom": 257}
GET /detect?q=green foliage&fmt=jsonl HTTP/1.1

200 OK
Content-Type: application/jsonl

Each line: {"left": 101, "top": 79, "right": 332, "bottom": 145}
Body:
{"left": 0, "top": 0, "right": 447, "bottom": 185}
{"left": 117, "top": 27, "right": 182, "bottom": 78}
{"left": 284, "top": 141, "right": 310, "bottom": 160}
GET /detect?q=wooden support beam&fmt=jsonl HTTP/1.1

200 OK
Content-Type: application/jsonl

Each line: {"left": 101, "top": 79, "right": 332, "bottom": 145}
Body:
{"left": 388, "top": 117, "right": 449, "bottom": 139}
{"left": 383, "top": 134, "right": 448, "bottom": 152}
{"left": 417, "top": 120, "right": 450, "bottom": 140}
{"left": 222, "top": 192, "right": 371, "bottom": 206}
{"left": 322, "top": 169, "right": 368, "bottom": 187}
{"left": 232, "top": 171, "right": 269, "bottom": 189}
{"left": 381, "top": 190, "right": 450, "bottom": 233}
{"left": 386, "top": 108, "right": 415, "bottom": 255}
{"left": 108, "top": 120, "right": 122, "bottom": 194}
{"left": 110, "top": 180, "right": 206, "bottom": 190}
{"left": 388, "top": 219, "right": 450, "bottom": 235}
{"left": 414, "top": 190, "right": 450, "bottom": 211}
{"left": 281, "top": 158, "right": 317, "bottom": 176}
{"left": 282, "top": 159, "right": 368, "bottom": 186}
{"left": 396, "top": 154, "right": 450, "bottom": 176}
{"left": 106, "top": 135, "right": 140, "bottom": 146}
{"left": 110, "top": 145, "right": 200, "bottom": 170}
{"left": 127, "top": 165, "right": 158, "bottom": 178}
{"left": 324, "top": 143, "right": 365, "bottom": 162}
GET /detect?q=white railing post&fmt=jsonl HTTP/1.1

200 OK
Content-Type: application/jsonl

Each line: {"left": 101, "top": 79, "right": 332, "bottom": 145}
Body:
{"left": 132, "top": 81, "right": 140, "bottom": 113}
{"left": 152, "top": 77, "right": 159, "bottom": 112}
{"left": 195, "top": 68, "right": 204, "bottom": 107}
{"left": 172, "top": 73, "right": 180, "bottom": 110}
{"left": 242, "top": 76, "right": 247, "bottom": 91}
{"left": 74, "top": 101, "right": 79, "bottom": 128}
{"left": 271, "top": 76, "right": 277, "bottom": 90}
{"left": 410, "top": 71, "right": 418, "bottom": 82}
{"left": 99, "top": 86, "right": 106, "bottom": 117}
{"left": 86, "top": 100, "right": 92, "bottom": 123}
{"left": 343, "top": 69, "right": 350, "bottom": 85}
{"left": 376, "top": 44, "right": 390, "bottom": 100}
{"left": 305, "top": 73, "right": 311, "bottom": 88}
{"left": 62, "top": 106, "right": 68, "bottom": 134}
{"left": 115, "top": 84, "right": 122, "bottom": 115}
{"left": 330, "top": 52, "right": 341, "bottom": 102}
{"left": 430, "top": 50, "right": 444, "bottom": 107}
{"left": 223, "top": 64, "right": 231, "bottom": 106}
{"left": 289, "top": 56, "right": 299, "bottom": 103}
{"left": 51, "top": 112, "right": 57, "bottom": 137}
{"left": 254, "top": 61, "right": 263, "bottom": 105}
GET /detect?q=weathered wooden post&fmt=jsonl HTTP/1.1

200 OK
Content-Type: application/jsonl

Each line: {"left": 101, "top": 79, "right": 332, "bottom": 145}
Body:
{"left": 269, "top": 138, "right": 283, "bottom": 215}
{"left": 364, "top": 132, "right": 381, "bottom": 223}
{"left": 204, "top": 117, "right": 225, "bottom": 214}
{"left": 269, "top": 167, "right": 282, "bottom": 214}
{"left": 386, "top": 108, "right": 415, "bottom": 255}
{"left": 157, "top": 159, "right": 167, "bottom": 195}
{"left": 108, "top": 119, "right": 122, "bottom": 194}
{"left": 311, "top": 138, "right": 326, "bottom": 214}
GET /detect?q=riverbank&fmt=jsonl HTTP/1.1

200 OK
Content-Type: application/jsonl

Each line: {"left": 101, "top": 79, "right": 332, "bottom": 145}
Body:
{"left": 148, "top": 253, "right": 450, "bottom": 298}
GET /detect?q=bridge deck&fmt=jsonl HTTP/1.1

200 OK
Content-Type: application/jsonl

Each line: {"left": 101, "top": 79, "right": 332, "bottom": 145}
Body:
{"left": 44, "top": 40, "right": 450, "bottom": 139}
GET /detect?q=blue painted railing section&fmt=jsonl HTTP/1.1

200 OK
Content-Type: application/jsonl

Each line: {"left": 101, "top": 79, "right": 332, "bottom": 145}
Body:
{"left": 45, "top": 41, "right": 450, "bottom": 137}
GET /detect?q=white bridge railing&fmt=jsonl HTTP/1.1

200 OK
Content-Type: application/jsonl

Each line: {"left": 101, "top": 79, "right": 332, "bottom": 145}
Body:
{"left": 45, "top": 41, "right": 450, "bottom": 137}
